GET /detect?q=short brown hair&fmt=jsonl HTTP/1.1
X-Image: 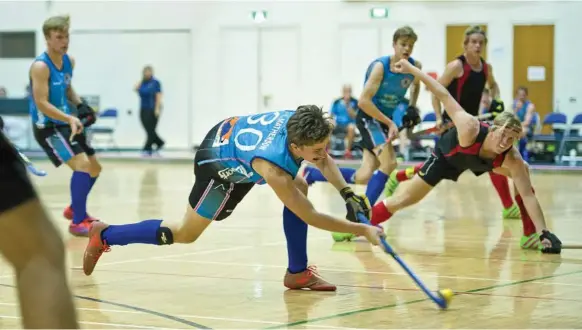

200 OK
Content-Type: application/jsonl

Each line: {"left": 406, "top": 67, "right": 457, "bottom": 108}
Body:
{"left": 286, "top": 105, "right": 333, "bottom": 147}
{"left": 393, "top": 26, "right": 417, "bottom": 43}
{"left": 464, "top": 25, "right": 487, "bottom": 45}
{"left": 43, "top": 15, "right": 70, "bottom": 38}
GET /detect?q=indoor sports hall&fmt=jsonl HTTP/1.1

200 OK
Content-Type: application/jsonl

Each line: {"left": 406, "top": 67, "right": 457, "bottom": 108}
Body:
{"left": 1, "top": 1, "right": 581, "bottom": 328}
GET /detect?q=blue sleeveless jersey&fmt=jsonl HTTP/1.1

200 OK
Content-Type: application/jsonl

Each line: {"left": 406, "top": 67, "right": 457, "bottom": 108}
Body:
{"left": 364, "top": 56, "right": 415, "bottom": 118}
{"left": 29, "top": 52, "right": 73, "bottom": 128}
{"left": 198, "top": 110, "right": 303, "bottom": 185}
{"left": 514, "top": 100, "right": 530, "bottom": 122}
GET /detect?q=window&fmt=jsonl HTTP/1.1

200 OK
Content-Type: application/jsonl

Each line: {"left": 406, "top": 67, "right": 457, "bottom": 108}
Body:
{"left": 0, "top": 32, "right": 36, "bottom": 58}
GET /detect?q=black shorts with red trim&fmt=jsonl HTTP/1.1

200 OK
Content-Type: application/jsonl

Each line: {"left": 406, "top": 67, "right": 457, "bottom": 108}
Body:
{"left": 417, "top": 152, "right": 492, "bottom": 187}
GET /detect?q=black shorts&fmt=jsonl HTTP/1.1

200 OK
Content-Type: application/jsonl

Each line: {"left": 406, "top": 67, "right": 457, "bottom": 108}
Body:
{"left": 418, "top": 152, "right": 489, "bottom": 186}
{"left": 0, "top": 131, "right": 37, "bottom": 214}
{"left": 356, "top": 115, "right": 389, "bottom": 152}
{"left": 189, "top": 122, "right": 255, "bottom": 221}
{"left": 33, "top": 125, "right": 96, "bottom": 167}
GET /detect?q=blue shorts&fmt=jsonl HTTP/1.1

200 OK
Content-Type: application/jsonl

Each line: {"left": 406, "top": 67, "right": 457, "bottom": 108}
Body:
{"left": 33, "top": 126, "right": 96, "bottom": 167}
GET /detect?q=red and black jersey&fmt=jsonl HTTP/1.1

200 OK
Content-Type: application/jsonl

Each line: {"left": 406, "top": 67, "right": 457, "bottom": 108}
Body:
{"left": 442, "top": 55, "right": 488, "bottom": 122}
{"left": 436, "top": 122, "right": 509, "bottom": 173}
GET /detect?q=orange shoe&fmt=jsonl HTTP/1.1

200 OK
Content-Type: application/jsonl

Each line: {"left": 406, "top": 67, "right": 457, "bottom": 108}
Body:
{"left": 63, "top": 206, "right": 99, "bottom": 222}
{"left": 284, "top": 265, "right": 336, "bottom": 291}
{"left": 83, "top": 221, "right": 110, "bottom": 276}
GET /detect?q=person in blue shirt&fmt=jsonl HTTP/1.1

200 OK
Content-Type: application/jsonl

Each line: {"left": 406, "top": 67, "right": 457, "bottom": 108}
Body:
{"left": 329, "top": 84, "right": 358, "bottom": 158}
{"left": 512, "top": 86, "right": 536, "bottom": 161}
{"left": 302, "top": 26, "right": 422, "bottom": 242}
{"left": 135, "top": 66, "right": 165, "bottom": 155}
{"left": 82, "top": 105, "right": 385, "bottom": 291}
{"left": 29, "top": 14, "right": 102, "bottom": 237}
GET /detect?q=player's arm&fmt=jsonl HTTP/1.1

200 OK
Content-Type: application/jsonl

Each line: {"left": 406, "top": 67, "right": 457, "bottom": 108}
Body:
{"left": 486, "top": 63, "right": 500, "bottom": 99}
{"left": 408, "top": 60, "right": 422, "bottom": 107}
{"left": 253, "top": 159, "right": 369, "bottom": 235}
{"left": 432, "top": 60, "right": 462, "bottom": 123}
{"left": 66, "top": 56, "right": 83, "bottom": 106}
{"left": 402, "top": 61, "right": 479, "bottom": 147}
{"left": 358, "top": 62, "right": 396, "bottom": 127}
{"left": 502, "top": 147, "right": 548, "bottom": 232}
{"left": 313, "top": 155, "right": 349, "bottom": 192}
{"left": 30, "top": 62, "right": 74, "bottom": 123}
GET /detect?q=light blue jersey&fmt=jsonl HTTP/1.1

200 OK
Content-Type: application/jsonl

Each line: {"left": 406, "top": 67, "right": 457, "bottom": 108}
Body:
{"left": 197, "top": 110, "right": 303, "bottom": 185}
{"left": 29, "top": 52, "right": 73, "bottom": 128}
{"left": 363, "top": 55, "right": 415, "bottom": 119}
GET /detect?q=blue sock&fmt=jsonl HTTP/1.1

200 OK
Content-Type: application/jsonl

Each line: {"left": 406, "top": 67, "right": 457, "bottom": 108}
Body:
{"left": 283, "top": 207, "right": 308, "bottom": 274}
{"left": 90, "top": 176, "right": 98, "bottom": 191}
{"left": 365, "top": 170, "right": 389, "bottom": 205}
{"left": 71, "top": 171, "right": 92, "bottom": 224}
{"left": 304, "top": 167, "right": 356, "bottom": 184}
{"left": 101, "top": 219, "right": 171, "bottom": 246}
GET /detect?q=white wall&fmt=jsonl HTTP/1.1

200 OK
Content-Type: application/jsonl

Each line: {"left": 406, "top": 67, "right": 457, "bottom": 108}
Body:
{"left": 1, "top": 0, "right": 581, "bottom": 148}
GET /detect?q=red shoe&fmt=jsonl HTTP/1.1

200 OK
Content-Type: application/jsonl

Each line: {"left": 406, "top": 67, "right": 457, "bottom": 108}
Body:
{"left": 83, "top": 221, "right": 110, "bottom": 276}
{"left": 284, "top": 265, "right": 336, "bottom": 291}
{"left": 63, "top": 206, "right": 99, "bottom": 222}
{"left": 68, "top": 219, "right": 93, "bottom": 237}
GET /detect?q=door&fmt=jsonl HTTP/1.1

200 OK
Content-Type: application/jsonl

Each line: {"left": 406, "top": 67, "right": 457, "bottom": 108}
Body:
{"left": 339, "top": 26, "right": 380, "bottom": 98}
{"left": 259, "top": 27, "right": 300, "bottom": 112}
{"left": 68, "top": 30, "right": 192, "bottom": 149}
{"left": 446, "top": 24, "right": 488, "bottom": 65}
{"left": 219, "top": 29, "right": 259, "bottom": 117}
{"left": 513, "top": 25, "right": 554, "bottom": 129}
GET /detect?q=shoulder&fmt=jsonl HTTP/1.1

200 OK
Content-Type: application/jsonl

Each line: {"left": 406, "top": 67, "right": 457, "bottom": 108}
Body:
{"left": 66, "top": 54, "right": 76, "bottom": 68}
{"left": 412, "top": 58, "right": 422, "bottom": 69}
{"left": 30, "top": 61, "right": 49, "bottom": 76}
{"left": 501, "top": 146, "right": 525, "bottom": 170}
{"left": 447, "top": 58, "right": 463, "bottom": 71}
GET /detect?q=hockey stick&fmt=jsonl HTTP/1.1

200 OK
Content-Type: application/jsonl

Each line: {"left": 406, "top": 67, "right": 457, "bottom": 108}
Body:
{"left": 406, "top": 112, "right": 494, "bottom": 139}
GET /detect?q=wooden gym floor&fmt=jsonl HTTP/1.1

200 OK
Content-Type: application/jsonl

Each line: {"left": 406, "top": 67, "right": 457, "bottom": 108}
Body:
{"left": 1, "top": 161, "right": 581, "bottom": 329}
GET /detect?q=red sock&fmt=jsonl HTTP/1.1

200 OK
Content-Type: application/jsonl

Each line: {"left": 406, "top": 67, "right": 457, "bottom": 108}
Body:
{"left": 395, "top": 164, "right": 422, "bottom": 182}
{"left": 489, "top": 172, "right": 513, "bottom": 209}
{"left": 371, "top": 202, "right": 393, "bottom": 226}
{"left": 515, "top": 193, "right": 536, "bottom": 236}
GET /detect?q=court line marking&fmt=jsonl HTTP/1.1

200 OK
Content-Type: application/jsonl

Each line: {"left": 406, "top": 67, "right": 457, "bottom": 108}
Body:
{"left": 72, "top": 237, "right": 329, "bottom": 269}
{"left": 263, "top": 268, "right": 582, "bottom": 329}
{"left": 0, "top": 314, "right": 164, "bottom": 329}
{"left": 0, "top": 283, "right": 212, "bottom": 329}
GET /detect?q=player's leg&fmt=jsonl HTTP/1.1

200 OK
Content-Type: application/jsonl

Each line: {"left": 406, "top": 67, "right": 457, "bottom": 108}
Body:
{"left": 63, "top": 134, "right": 102, "bottom": 222}
{"left": 488, "top": 172, "right": 520, "bottom": 219}
{"left": 371, "top": 153, "right": 454, "bottom": 227}
{"left": 344, "top": 123, "right": 356, "bottom": 158}
{"left": 0, "top": 134, "right": 78, "bottom": 328}
{"left": 368, "top": 138, "right": 398, "bottom": 205}
{"left": 384, "top": 163, "right": 423, "bottom": 197}
{"left": 283, "top": 175, "right": 335, "bottom": 291}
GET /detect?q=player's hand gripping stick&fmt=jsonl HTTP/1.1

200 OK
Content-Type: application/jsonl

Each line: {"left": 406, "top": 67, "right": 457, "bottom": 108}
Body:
{"left": 356, "top": 213, "right": 453, "bottom": 310}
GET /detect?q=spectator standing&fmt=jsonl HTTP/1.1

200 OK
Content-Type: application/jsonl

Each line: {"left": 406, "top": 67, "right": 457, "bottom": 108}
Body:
{"left": 135, "top": 65, "right": 164, "bottom": 156}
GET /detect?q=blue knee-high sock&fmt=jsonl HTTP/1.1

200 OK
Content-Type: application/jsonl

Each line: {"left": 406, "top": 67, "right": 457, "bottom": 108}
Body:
{"left": 71, "top": 171, "right": 92, "bottom": 224}
{"left": 283, "top": 207, "right": 308, "bottom": 274}
{"left": 101, "top": 219, "right": 171, "bottom": 246}
{"left": 365, "top": 170, "right": 389, "bottom": 205}
{"left": 304, "top": 167, "right": 356, "bottom": 184}
{"left": 90, "top": 176, "right": 99, "bottom": 191}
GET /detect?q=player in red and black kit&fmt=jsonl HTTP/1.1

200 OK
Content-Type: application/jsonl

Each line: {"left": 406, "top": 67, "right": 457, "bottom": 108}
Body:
{"left": 384, "top": 26, "right": 521, "bottom": 220}
{"left": 366, "top": 58, "right": 562, "bottom": 253}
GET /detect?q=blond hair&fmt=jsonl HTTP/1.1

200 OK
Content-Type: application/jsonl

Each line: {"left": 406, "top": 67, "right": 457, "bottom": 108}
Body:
{"left": 492, "top": 111, "right": 522, "bottom": 134}
{"left": 393, "top": 26, "right": 418, "bottom": 43}
{"left": 464, "top": 25, "right": 487, "bottom": 45}
{"left": 42, "top": 15, "right": 70, "bottom": 37}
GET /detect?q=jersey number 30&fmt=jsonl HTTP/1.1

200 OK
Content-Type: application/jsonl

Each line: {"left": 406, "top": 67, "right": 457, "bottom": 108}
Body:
{"left": 214, "top": 112, "right": 280, "bottom": 151}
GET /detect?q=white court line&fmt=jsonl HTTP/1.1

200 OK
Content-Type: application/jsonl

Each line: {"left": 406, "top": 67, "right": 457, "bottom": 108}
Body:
{"left": 158, "top": 259, "right": 515, "bottom": 283}
{"left": 0, "top": 314, "right": 164, "bottom": 329}
{"left": 74, "top": 237, "right": 329, "bottom": 269}
{"left": 0, "top": 303, "right": 355, "bottom": 329}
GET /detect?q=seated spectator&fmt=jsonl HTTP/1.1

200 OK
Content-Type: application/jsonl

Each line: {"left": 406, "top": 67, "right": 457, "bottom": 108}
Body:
{"left": 330, "top": 84, "right": 358, "bottom": 158}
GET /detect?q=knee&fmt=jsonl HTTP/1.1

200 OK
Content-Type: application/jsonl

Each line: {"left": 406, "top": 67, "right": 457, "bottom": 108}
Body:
{"left": 379, "top": 156, "right": 397, "bottom": 174}
{"left": 294, "top": 176, "right": 309, "bottom": 195}
{"left": 69, "top": 156, "right": 91, "bottom": 173}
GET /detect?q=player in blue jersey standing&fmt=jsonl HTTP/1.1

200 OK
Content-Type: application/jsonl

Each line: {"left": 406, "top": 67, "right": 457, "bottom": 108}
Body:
{"left": 83, "top": 105, "right": 385, "bottom": 291}
{"left": 302, "top": 26, "right": 423, "bottom": 241}
{"left": 29, "top": 15, "right": 101, "bottom": 237}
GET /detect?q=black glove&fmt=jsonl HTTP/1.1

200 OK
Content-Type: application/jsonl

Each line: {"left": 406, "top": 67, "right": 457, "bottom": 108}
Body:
{"left": 540, "top": 230, "right": 562, "bottom": 254}
{"left": 402, "top": 105, "right": 421, "bottom": 129}
{"left": 340, "top": 187, "right": 371, "bottom": 223}
{"left": 488, "top": 99, "right": 505, "bottom": 118}
{"left": 77, "top": 102, "right": 97, "bottom": 127}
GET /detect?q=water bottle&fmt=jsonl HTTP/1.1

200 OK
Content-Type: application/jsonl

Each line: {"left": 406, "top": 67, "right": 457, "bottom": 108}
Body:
{"left": 569, "top": 148, "right": 577, "bottom": 167}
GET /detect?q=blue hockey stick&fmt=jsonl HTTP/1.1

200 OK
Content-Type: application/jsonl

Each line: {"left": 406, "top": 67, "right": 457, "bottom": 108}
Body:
{"left": 16, "top": 149, "right": 47, "bottom": 177}
{"left": 357, "top": 213, "right": 448, "bottom": 309}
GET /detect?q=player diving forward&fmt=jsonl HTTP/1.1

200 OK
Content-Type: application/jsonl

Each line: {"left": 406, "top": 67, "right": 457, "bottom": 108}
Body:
{"left": 302, "top": 26, "right": 422, "bottom": 241}
{"left": 83, "top": 105, "right": 385, "bottom": 291}
{"left": 366, "top": 59, "right": 562, "bottom": 253}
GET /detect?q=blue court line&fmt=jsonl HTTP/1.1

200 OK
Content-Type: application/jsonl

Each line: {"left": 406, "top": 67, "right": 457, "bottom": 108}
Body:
{"left": 0, "top": 283, "right": 212, "bottom": 329}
